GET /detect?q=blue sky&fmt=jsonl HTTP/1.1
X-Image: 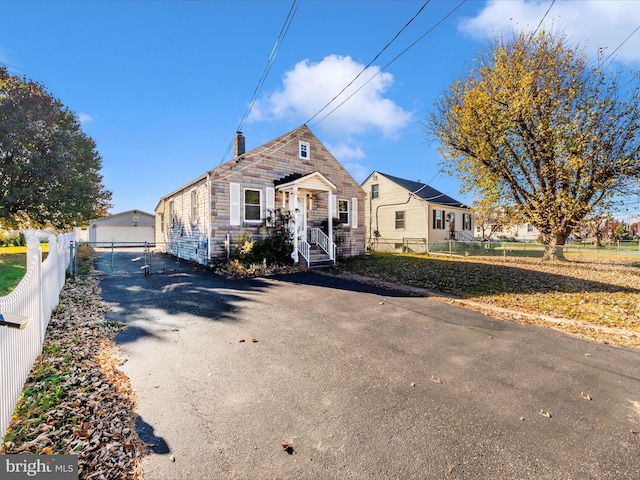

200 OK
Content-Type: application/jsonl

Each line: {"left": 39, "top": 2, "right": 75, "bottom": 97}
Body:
{"left": 2, "top": 0, "right": 640, "bottom": 217}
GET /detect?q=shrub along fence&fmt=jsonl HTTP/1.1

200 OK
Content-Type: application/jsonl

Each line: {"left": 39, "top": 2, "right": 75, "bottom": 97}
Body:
{"left": 0, "top": 233, "right": 74, "bottom": 438}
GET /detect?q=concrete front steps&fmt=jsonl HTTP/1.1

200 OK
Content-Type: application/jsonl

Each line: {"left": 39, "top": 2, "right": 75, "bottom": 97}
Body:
{"left": 307, "top": 245, "right": 334, "bottom": 269}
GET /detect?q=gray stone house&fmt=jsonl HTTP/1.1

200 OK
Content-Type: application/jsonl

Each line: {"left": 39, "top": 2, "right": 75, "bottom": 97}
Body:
{"left": 155, "top": 125, "right": 365, "bottom": 266}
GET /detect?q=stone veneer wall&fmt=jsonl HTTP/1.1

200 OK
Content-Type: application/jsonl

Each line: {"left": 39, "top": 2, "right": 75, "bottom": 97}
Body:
{"left": 208, "top": 126, "right": 365, "bottom": 262}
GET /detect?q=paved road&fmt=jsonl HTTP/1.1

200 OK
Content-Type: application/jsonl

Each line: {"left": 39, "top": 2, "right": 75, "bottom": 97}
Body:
{"left": 99, "top": 270, "right": 640, "bottom": 479}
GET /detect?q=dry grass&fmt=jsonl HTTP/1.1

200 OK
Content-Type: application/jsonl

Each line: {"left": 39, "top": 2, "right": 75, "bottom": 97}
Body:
{"left": 340, "top": 252, "right": 640, "bottom": 348}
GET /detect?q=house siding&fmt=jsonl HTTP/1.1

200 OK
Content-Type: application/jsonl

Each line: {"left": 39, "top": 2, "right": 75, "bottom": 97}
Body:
{"left": 362, "top": 172, "right": 473, "bottom": 252}
{"left": 155, "top": 177, "right": 209, "bottom": 264}
{"left": 156, "top": 126, "right": 365, "bottom": 265}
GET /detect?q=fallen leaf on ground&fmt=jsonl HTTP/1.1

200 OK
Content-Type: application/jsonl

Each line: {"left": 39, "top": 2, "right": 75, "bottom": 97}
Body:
{"left": 1, "top": 277, "right": 145, "bottom": 480}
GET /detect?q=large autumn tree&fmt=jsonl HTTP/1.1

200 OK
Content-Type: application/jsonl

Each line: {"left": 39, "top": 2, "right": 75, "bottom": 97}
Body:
{"left": 0, "top": 66, "right": 111, "bottom": 230}
{"left": 426, "top": 30, "right": 640, "bottom": 260}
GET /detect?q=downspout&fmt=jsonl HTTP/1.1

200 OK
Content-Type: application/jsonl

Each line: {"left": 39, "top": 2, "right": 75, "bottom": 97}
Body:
{"left": 425, "top": 201, "right": 430, "bottom": 252}
{"left": 206, "top": 172, "right": 211, "bottom": 265}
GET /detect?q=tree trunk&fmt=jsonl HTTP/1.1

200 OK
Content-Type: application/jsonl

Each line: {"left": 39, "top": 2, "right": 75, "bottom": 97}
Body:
{"left": 542, "top": 232, "right": 568, "bottom": 261}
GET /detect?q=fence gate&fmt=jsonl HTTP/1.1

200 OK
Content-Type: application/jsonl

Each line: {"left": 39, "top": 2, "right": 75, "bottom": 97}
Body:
{"left": 71, "top": 242, "right": 197, "bottom": 276}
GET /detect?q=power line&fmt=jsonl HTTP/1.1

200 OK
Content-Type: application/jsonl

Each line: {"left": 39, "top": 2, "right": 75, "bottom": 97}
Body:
{"left": 218, "top": 0, "right": 299, "bottom": 164}
{"left": 528, "top": 0, "right": 555, "bottom": 41}
{"left": 305, "top": 1, "right": 431, "bottom": 126}
{"left": 216, "top": 1, "right": 467, "bottom": 180}
{"left": 601, "top": 24, "right": 640, "bottom": 69}
{"left": 309, "top": 0, "right": 467, "bottom": 130}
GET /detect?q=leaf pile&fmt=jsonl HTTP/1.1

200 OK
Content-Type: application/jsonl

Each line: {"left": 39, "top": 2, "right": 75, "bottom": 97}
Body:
{"left": 1, "top": 277, "right": 144, "bottom": 479}
{"left": 340, "top": 253, "right": 640, "bottom": 347}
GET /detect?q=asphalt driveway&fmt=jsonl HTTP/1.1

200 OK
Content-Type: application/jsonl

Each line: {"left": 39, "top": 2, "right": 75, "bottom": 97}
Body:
{"left": 99, "top": 269, "right": 640, "bottom": 479}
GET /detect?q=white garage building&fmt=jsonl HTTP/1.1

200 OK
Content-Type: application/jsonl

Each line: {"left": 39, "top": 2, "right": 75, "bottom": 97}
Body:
{"left": 88, "top": 210, "right": 155, "bottom": 243}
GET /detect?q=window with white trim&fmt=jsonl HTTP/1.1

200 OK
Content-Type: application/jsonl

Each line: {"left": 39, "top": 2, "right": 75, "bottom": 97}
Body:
{"left": 299, "top": 141, "right": 310, "bottom": 160}
{"left": 169, "top": 200, "right": 174, "bottom": 227}
{"left": 244, "top": 188, "right": 262, "bottom": 222}
{"left": 338, "top": 199, "right": 349, "bottom": 225}
{"left": 395, "top": 211, "right": 405, "bottom": 229}
{"left": 371, "top": 184, "right": 379, "bottom": 199}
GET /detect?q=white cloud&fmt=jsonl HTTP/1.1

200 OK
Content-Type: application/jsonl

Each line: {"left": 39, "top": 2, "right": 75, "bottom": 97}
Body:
{"left": 0, "top": 48, "right": 20, "bottom": 74}
{"left": 325, "top": 141, "right": 365, "bottom": 161}
{"left": 344, "top": 161, "right": 370, "bottom": 184}
{"left": 249, "top": 54, "right": 413, "bottom": 138}
{"left": 459, "top": 0, "right": 640, "bottom": 64}
{"left": 78, "top": 113, "right": 94, "bottom": 124}
{"left": 326, "top": 141, "right": 368, "bottom": 183}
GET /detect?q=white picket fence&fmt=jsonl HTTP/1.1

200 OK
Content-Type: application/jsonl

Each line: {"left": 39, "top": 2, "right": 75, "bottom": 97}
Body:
{"left": 0, "top": 233, "right": 74, "bottom": 438}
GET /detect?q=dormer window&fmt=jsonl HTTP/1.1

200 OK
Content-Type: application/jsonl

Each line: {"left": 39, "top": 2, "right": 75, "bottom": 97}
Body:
{"left": 299, "top": 141, "right": 310, "bottom": 160}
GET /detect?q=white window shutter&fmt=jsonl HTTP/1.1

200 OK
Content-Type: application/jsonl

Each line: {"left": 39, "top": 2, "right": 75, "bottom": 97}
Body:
{"left": 265, "top": 187, "right": 275, "bottom": 226}
{"left": 266, "top": 187, "right": 275, "bottom": 212}
{"left": 230, "top": 182, "right": 240, "bottom": 226}
{"left": 330, "top": 194, "right": 337, "bottom": 218}
{"left": 351, "top": 197, "right": 358, "bottom": 228}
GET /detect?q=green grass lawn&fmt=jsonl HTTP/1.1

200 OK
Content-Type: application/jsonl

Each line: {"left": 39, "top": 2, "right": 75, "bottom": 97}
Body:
{"left": 339, "top": 252, "right": 640, "bottom": 335}
{"left": 0, "top": 254, "right": 26, "bottom": 295}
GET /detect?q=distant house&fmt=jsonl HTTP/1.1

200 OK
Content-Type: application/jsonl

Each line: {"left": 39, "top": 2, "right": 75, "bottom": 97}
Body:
{"left": 88, "top": 210, "right": 155, "bottom": 243}
{"left": 475, "top": 221, "right": 540, "bottom": 242}
{"left": 155, "top": 125, "right": 366, "bottom": 267}
{"left": 361, "top": 172, "right": 473, "bottom": 252}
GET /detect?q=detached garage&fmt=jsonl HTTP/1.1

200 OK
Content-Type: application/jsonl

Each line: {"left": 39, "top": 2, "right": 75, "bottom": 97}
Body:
{"left": 88, "top": 210, "right": 155, "bottom": 243}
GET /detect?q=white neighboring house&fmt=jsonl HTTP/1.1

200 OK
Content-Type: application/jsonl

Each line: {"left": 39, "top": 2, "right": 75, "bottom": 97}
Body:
{"left": 88, "top": 210, "right": 155, "bottom": 243}
{"left": 474, "top": 221, "right": 541, "bottom": 242}
{"left": 362, "top": 171, "right": 473, "bottom": 252}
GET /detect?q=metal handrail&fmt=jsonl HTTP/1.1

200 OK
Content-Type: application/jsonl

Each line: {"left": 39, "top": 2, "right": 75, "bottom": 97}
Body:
{"left": 298, "top": 240, "right": 310, "bottom": 264}
{"left": 310, "top": 228, "right": 333, "bottom": 258}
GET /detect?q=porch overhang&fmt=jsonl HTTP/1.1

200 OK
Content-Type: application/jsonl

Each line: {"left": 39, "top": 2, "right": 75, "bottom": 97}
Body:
{"left": 275, "top": 171, "right": 336, "bottom": 193}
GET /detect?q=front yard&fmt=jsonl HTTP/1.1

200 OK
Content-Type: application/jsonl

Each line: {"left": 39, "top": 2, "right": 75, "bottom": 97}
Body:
{"left": 3, "top": 250, "right": 639, "bottom": 479}
{"left": 340, "top": 252, "right": 640, "bottom": 347}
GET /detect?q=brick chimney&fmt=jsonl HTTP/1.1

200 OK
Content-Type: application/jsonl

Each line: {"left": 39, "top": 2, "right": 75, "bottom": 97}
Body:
{"left": 234, "top": 131, "right": 245, "bottom": 157}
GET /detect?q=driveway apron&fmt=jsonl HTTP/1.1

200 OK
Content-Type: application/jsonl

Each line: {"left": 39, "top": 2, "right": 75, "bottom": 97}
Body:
{"left": 99, "top": 270, "right": 640, "bottom": 480}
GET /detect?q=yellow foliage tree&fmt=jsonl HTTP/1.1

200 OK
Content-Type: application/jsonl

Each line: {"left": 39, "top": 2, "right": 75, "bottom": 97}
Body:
{"left": 426, "top": 30, "right": 640, "bottom": 260}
